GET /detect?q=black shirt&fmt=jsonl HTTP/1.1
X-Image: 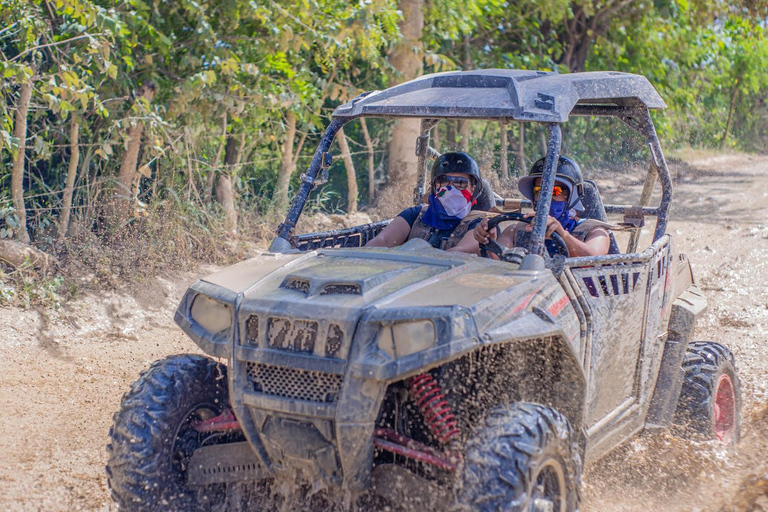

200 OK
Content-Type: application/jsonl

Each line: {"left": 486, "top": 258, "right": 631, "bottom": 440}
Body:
{"left": 397, "top": 205, "right": 423, "bottom": 227}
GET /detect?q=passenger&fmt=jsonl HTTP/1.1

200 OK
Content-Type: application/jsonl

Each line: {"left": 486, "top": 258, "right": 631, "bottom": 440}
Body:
{"left": 450, "top": 156, "right": 610, "bottom": 257}
{"left": 366, "top": 152, "right": 484, "bottom": 249}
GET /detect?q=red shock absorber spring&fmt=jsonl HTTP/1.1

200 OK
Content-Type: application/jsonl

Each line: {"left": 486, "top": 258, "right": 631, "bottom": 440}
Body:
{"left": 409, "top": 373, "right": 460, "bottom": 445}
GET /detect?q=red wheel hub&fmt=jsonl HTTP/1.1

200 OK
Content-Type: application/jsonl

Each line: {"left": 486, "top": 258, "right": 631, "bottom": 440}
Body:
{"left": 713, "top": 373, "right": 736, "bottom": 445}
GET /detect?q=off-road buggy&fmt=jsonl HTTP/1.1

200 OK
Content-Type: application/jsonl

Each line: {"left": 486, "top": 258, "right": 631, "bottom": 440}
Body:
{"left": 107, "top": 69, "right": 742, "bottom": 511}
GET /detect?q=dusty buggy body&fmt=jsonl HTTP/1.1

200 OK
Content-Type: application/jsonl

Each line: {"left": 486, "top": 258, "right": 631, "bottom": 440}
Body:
{"left": 107, "top": 69, "right": 741, "bottom": 511}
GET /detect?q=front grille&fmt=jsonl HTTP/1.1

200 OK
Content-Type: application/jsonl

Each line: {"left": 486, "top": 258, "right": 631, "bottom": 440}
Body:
{"left": 246, "top": 363, "right": 342, "bottom": 403}
{"left": 267, "top": 317, "right": 317, "bottom": 353}
{"left": 326, "top": 324, "right": 343, "bottom": 358}
{"left": 245, "top": 315, "right": 259, "bottom": 345}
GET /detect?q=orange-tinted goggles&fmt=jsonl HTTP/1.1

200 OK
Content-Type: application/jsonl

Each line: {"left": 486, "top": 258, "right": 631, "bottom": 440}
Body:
{"left": 533, "top": 185, "right": 565, "bottom": 197}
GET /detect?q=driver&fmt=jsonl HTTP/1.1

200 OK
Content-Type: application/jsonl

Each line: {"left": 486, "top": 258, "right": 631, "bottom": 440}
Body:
{"left": 449, "top": 156, "right": 610, "bottom": 257}
{"left": 366, "top": 152, "right": 484, "bottom": 249}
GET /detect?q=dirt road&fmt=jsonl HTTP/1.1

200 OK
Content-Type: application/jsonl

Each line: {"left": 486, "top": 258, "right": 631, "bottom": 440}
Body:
{"left": 0, "top": 153, "right": 766, "bottom": 511}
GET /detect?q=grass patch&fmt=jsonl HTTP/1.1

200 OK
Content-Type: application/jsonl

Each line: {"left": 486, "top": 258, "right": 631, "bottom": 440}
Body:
{"left": 0, "top": 263, "right": 66, "bottom": 310}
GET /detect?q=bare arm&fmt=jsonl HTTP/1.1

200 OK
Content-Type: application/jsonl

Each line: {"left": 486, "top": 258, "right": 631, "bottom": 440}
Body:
{"left": 447, "top": 229, "right": 481, "bottom": 254}
{"left": 449, "top": 217, "right": 504, "bottom": 255}
{"left": 365, "top": 216, "right": 412, "bottom": 248}
{"left": 528, "top": 217, "right": 610, "bottom": 257}
{"left": 572, "top": 227, "right": 611, "bottom": 256}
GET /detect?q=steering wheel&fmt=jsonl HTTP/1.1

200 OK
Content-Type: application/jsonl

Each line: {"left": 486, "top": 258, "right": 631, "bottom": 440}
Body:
{"left": 479, "top": 212, "right": 570, "bottom": 261}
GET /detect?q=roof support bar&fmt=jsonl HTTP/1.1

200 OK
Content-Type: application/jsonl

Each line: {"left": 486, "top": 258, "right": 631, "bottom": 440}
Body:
{"left": 530, "top": 123, "right": 562, "bottom": 256}
{"left": 614, "top": 108, "right": 672, "bottom": 242}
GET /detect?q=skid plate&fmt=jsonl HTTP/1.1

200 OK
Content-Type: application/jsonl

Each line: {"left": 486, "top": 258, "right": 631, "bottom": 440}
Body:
{"left": 187, "top": 442, "right": 264, "bottom": 486}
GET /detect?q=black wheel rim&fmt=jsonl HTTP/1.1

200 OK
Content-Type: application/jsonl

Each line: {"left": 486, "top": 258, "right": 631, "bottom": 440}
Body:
{"left": 528, "top": 459, "right": 566, "bottom": 512}
{"left": 171, "top": 403, "right": 221, "bottom": 478}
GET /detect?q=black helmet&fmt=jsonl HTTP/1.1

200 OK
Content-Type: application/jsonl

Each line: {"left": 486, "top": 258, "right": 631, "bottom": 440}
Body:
{"left": 430, "top": 151, "right": 483, "bottom": 199}
{"left": 518, "top": 155, "right": 584, "bottom": 211}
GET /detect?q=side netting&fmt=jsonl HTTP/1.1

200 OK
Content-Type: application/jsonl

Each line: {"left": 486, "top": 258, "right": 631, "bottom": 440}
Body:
{"left": 293, "top": 220, "right": 392, "bottom": 251}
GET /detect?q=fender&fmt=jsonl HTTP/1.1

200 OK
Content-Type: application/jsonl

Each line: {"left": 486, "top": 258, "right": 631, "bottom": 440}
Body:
{"left": 645, "top": 284, "right": 707, "bottom": 427}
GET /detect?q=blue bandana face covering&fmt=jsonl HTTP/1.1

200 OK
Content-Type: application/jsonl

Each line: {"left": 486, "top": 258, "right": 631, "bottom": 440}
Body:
{"left": 422, "top": 192, "right": 464, "bottom": 230}
{"left": 548, "top": 200, "right": 577, "bottom": 232}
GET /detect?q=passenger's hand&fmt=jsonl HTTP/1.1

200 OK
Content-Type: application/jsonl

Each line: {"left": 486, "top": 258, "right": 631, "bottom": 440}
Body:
{"left": 473, "top": 218, "right": 496, "bottom": 244}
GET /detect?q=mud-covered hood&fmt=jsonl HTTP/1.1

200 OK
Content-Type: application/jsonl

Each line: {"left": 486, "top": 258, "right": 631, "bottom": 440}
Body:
{"left": 178, "top": 242, "right": 574, "bottom": 376}
{"left": 201, "top": 245, "right": 535, "bottom": 309}
{"left": 179, "top": 242, "right": 558, "bottom": 363}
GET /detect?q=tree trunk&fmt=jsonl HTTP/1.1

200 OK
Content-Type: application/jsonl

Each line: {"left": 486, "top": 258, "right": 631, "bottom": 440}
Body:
{"left": 446, "top": 121, "right": 456, "bottom": 150}
{"left": 207, "top": 113, "right": 227, "bottom": 204}
{"left": 0, "top": 239, "right": 56, "bottom": 271}
{"left": 431, "top": 123, "right": 440, "bottom": 150}
{"left": 560, "top": 2, "right": 637, "bottom": 73}
{"left": 379, "top": 0, "right": 424, "bottom": 215}
{"left": 11, "top": 77, "right": 33, "bottom": 244}
{"left": 216, "top": 133, "right": 239, "bottom": 234}
{"left": 183, "top": 128, "right": 196, "bottom": 202}
{"left": 275, "top": 111, "right": 297, "bottom": 212}
{"left": 337, "top": 127, "right": 358, "bottom": 213}
{"left": 115, "top": 83, "right": 156, "bottom": 227}
{"left": 458, "top": 121, "right": 470, "bottom": 151}
{"left": 500, "top": 122, "right": 509, "bottom": 180}
{"left": 59, "top": 120, "right": 80, "bottom": 239}
{"left": 721, "top": 76, "right": 741, "bottom": 150}
{"left": 516, "top": 122, "right": 526, "bottom": 176}
{"left": 360, "top": 118, "right": 376, "bottom": 202}
{"left": 457, "top": 35, "right": 472, "bottom": 151}
{"left": 235, "top": 131, "right": 248, "bottom": 167}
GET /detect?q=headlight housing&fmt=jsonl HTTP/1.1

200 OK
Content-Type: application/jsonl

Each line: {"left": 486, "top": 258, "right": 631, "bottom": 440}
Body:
{"left": 190, "top": 294, "right": 232, "bottom": 334}
{"left": 377, "top": 320, "right": 436, "bottom": 358}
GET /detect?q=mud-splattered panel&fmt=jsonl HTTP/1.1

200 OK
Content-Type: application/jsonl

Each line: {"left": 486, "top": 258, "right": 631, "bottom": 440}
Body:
{"left": 572, "top": 262, "right": 650, "bottom": 426}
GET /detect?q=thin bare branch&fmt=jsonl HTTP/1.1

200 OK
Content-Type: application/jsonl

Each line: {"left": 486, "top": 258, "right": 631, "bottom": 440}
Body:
{"left": 9, "top": 33, "right": 104, "bottom": 63}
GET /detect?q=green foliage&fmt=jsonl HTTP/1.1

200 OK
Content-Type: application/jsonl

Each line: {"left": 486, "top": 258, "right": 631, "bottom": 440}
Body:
{"left": 0, "top": 0, "right": 766, "bottom": 283}
{"left": 590, "top": 2, "right": 768, "bottom": 150}
{"left": 0, "top": 207, "right": 21, "bottom": 239}
{"left": 0, "top": 264, "right": 65, "bottom": 310}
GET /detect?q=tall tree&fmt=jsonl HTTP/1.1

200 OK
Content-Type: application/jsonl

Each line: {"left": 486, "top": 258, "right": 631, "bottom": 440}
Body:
{"left": 561, "top": 1, "right": 643, "bottom": 72}
{"left": 218, "top": 131, "right": 239, "bottom": 234}
{"left": 337, "top": 127, "right": 358, "bottom": 213}
{"left": 10, "top": 75, "right": 33, "bottom": 243}
{"left": 59, "top": 120, "right": 79, "bottom": 239}
{"left": 275, "top": 112, "right": 298, "bottom": 213}
{"left": 360, "top": 118, "right": 376, "bottom": 201}
{"left": 379, "top": 0, "right": 425, "bottom": 215}
{"left": 115, "top": 83, "right": 156, "bottom": 227}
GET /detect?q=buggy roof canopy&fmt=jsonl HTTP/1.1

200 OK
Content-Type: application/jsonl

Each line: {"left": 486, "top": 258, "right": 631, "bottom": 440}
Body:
{"left": 333, "top": 69, "right": 666, "bottom": 123}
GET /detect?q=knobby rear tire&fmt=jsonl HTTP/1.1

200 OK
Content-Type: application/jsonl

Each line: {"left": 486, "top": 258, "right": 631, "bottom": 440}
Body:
{"left": 673, "top": 341, "right": 741, "bottom": 446}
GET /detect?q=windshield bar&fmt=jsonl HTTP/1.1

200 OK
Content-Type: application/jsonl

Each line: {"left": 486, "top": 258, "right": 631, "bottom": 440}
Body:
{"left": 529, "top": 124, "right": 562, "bottom": 256}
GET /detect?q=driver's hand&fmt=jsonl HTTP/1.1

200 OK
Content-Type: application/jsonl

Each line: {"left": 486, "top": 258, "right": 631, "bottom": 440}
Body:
{"left": 473, "top": 218, "right": 497, "bottom": 244}
{"left": 525, "top": 215, "right": 565, "bottom": 239}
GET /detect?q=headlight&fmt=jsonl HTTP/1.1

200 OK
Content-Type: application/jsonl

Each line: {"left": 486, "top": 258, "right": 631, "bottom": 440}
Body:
{"left": 190, "top": 294, "right": 232, "bottom": 334}
{"left": 377, "top": 320, "right": 436, "bottom": 358}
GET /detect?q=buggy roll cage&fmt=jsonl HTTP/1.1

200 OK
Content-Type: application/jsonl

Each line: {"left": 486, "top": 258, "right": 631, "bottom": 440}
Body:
{"left": 270, "top": 70, "right": 672, "bottom": 259}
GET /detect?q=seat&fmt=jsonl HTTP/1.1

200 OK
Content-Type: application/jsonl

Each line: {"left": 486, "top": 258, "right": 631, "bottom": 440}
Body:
{"left": 580, "top": 180, "right": 621, "bottom": 255}
{"left": 472, "top": 178, "right": 495, "bottom": 211}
